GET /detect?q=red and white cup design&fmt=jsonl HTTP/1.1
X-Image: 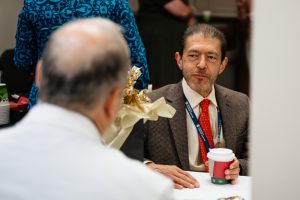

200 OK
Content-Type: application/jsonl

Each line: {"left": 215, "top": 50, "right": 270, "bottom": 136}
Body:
{"left": 207, "top": 148, "right": 235, "bottom": 184}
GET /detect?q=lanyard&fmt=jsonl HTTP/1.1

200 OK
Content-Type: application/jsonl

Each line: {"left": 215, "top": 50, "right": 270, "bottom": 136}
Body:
{"left": 184, "top": 95, "right": 222, "bottom": 153}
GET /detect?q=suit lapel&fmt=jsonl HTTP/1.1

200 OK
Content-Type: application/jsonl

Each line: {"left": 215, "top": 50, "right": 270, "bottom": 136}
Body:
{"left": 215, "top": 85, "right": 237, "bottom": 153}
{"left": 166, "top": 83, "right": 190, "bottom": 170}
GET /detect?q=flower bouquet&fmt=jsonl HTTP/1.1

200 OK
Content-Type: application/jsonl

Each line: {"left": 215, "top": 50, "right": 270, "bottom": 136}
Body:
{"left": 102, "top": 66, "right": 176, "bottom": 149}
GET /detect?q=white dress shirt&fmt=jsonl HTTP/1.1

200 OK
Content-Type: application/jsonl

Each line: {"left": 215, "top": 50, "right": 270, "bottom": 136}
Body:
{"left": 182, "top": 79, "right": 226, "bottom": 171}
{"left": 0, "top": 103, "right": 174, "bottom": 200}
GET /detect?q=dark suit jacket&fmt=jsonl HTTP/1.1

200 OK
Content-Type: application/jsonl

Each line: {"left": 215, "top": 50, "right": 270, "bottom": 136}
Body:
{"left": 121, "top": 82, "right": 249, "bottom": 175}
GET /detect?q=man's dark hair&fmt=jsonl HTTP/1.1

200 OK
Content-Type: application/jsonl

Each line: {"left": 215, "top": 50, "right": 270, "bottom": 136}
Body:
{"left": 179, "top": 24, "right": 227, "bottom": 61}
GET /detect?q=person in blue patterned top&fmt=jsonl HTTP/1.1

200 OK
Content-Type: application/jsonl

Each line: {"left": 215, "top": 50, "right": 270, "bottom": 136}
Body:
{"left": 14, "top": 0, "right": 150, "bottom": 109}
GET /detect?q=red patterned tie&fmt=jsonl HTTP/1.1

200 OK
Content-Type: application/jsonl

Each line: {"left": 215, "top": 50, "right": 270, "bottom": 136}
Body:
{"left": 198, "top": 99, "right": 214, "bottom": 171}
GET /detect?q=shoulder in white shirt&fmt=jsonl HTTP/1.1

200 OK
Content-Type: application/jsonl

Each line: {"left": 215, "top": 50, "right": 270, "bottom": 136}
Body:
{"left": 0, "top": 104, "right": 174, "bottom": 200}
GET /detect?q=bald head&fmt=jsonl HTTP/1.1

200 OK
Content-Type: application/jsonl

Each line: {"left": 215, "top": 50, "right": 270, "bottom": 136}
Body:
{"left": 48, "top": 19, "right": 129, "bottom": 77}
{"left": 39, "top": 18, "right": 130, "bottom": 110}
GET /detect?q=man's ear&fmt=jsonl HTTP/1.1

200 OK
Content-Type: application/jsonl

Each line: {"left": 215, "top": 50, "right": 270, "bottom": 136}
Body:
{"left": 219, "top": 57, "right": 228, "bottom": 75}
{"left": 103, "top": 86, "right": 121, "bottom": 123}
{"left": 175, "top": 52, "right": 183, "bottom": 70}
{"left": 36, "top": 60, "right": 42, "bottom": 88}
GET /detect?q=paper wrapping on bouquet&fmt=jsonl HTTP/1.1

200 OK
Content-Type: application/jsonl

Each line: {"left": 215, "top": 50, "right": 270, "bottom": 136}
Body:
{"left": 102, "top": 97, "right": 176, "bottom": 149}
{"left": 102, "top": 66, "right": 176, "bottom": 149}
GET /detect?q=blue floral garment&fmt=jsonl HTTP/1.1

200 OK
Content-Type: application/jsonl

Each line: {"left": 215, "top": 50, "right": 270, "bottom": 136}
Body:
{"left": 14, "top": 0, "right": 150, "bottom": 109}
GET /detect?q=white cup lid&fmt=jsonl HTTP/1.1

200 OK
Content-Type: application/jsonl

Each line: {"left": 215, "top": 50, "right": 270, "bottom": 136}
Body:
{"left": 207, "top": 148, "right": 235, "bottom": 162}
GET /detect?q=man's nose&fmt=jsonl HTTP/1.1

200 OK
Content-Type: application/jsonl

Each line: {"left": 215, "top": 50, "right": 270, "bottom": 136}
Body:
{"left": 196, "top": 55, "right": 207, "bottom": 69}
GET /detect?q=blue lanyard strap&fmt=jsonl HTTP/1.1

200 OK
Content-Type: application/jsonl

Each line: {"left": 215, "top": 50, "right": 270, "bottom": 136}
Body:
{"left": 184, "top": 95, "right": 222, "bottom": 153}
{"left": 217, "top": 109, "right": 222, "bottom": 144}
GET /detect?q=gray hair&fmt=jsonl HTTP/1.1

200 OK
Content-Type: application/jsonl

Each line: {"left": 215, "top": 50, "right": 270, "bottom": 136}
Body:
{"left": 179, "top": 24, "right": 227, "bottom": 61}
{"left": 39, "top": 18, "right": 130, "bottom": 110}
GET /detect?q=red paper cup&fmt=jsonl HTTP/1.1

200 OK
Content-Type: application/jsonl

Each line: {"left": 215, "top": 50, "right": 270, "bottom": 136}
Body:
{"left": 207, "top": 148, "right": 235, "bottom": 184}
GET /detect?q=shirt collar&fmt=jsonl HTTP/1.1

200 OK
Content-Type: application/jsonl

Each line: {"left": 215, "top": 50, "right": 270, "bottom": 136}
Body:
{"left": 182, "top": 78, "right": 218, "bottom": 108}
{"left": 22, "top": 103, "right": 103, "bottom": 143}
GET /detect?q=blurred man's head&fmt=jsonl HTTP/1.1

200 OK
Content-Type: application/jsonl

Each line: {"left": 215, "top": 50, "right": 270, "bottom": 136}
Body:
{"left": 37, "top": 18, "right": 130, "bottom": 133}
{"left": 176, "top": 24, "right": 228, "bottom": 97}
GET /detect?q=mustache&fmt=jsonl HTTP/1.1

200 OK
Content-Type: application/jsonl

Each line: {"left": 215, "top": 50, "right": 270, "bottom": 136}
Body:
{"left": 194, "top": 69, "right": 208, "bottom": 76}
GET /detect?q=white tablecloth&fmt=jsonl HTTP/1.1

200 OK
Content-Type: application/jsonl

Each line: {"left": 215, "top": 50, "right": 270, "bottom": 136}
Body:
{"left": 174, "top": 172, "right": 251, "bottom": 200}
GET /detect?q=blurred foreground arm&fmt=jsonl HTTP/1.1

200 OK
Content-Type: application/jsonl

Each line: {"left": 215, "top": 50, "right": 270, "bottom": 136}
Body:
{"left": 164, "top": 0, "right": 197, "bottom": 26}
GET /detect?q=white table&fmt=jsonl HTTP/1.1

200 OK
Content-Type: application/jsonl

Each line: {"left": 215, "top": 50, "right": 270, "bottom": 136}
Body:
{"left": 174, "top": 172, "right": 251, "bottom": 200}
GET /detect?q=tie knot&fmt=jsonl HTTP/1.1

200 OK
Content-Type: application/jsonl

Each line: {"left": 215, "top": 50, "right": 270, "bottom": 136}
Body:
{"left": 200, "top": 99, "right": 210, "bottom": 110}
